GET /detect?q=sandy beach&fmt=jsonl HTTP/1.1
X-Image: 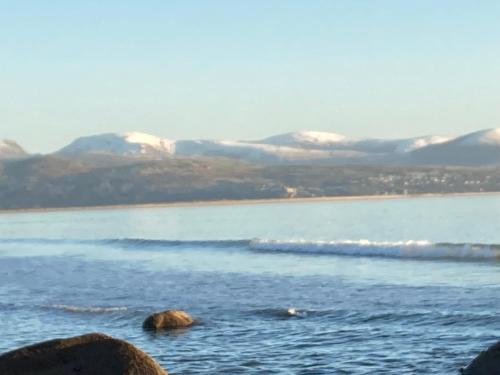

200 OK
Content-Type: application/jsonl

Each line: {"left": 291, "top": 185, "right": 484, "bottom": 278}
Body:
{"left": 1, "top": 191, "right": 499, "bottom": 215}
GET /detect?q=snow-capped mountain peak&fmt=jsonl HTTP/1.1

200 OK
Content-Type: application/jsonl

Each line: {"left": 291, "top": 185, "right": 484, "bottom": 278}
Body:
{"left": 121, "top": 132, "right": 175, "bottom": 153}
{"left": 58, "top": 132, "right": 175, "bottom": 156}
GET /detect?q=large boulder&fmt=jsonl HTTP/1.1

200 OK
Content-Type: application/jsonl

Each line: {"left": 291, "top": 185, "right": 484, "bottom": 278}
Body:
{"left": 461, "top": 341, "right": 500, "bottom": 374}
{"left": 0, "top": 333, "right": 167, "bottom": 375}
{"left": 143, "top": 310, "right": 194, "bottom": 331}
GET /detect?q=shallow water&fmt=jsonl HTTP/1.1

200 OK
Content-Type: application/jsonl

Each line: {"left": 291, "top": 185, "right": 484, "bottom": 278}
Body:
{"left": 1, "top": 195, "right": 500, "bottom": 374}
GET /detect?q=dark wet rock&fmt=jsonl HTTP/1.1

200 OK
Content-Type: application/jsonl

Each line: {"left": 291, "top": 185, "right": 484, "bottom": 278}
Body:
{"left": 0, "top": 332, "right": 168, "bottom": 375}
{"left": 143, "top": 309, "right": 194, "bottom": 331}
{"left": 461, "top": 341, "right": 500, "bottom": 374}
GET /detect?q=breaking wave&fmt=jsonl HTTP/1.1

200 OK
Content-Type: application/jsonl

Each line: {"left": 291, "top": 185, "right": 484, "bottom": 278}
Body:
{"left": 1, "top": 238, "right": 500, "bottom": 260}
{"left": 249, "top": 239, "right": 500, "bottom": 260}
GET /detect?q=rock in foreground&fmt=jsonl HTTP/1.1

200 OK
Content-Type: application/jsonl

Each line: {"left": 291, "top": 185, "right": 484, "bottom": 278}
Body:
{"left": 461, "top": 341, "right": 500, "bottom": 374}
{"left": 143, "top": 309, "right": 194, "bottom": 331}
{"left": 0, "top": 332, "right": 167, "bottom": 375}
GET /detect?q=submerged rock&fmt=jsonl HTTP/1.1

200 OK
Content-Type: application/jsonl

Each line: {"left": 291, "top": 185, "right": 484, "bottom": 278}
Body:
{"left": 461, "top": 341, "right": 500, "bottom": 374}
{"left": 0, "top": 332, "right": 167, "bottom": 375}
{"left": 143, "top": 309, "right": 194, "bottom": 331}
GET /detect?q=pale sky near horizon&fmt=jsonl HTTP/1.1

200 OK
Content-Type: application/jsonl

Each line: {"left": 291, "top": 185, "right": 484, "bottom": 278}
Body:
{"left": 1, "top": 0, "right": 500, "bottom": 153}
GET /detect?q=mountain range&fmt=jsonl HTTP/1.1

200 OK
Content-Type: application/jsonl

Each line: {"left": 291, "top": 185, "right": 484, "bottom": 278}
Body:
{"left": 2, "top": 129, "right": 500, "bottom": 209}
{"left": 3, "top": 128, "right": 500, "bottom": 165}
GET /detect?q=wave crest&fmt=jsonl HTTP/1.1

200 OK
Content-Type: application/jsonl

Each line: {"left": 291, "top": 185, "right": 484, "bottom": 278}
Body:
{"left": 250, "top": 239, "right": 500, "bottom": 260}
{"left": 2, "top": 237, "right": 500, "bottom": 260}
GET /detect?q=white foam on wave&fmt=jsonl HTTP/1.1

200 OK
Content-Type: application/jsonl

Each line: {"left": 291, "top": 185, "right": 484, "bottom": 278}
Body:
{"left": 48, "top": 304, "right": 128, "bottom": 313}
{"left": 286, "top": 307, "right": 309, "bottom": 317}
{"left": 287, "top": 307, "right": 297, "bottom": 315}
{"left": 250, "top": 239, "right": 500, "bottom": 260}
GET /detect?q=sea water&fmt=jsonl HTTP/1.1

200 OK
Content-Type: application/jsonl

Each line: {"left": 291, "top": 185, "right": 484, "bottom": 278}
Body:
{"left": 1, "top": 195, "right": 500, "bottom": 374}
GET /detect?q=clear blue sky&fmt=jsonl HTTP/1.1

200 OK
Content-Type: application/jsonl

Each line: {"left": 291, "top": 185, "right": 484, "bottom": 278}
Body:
{"left": 1, "top": 0, "right": 499, "bottom": 153}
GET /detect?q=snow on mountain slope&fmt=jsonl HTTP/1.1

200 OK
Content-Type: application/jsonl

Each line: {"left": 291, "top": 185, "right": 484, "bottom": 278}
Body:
{"left": 122, "top": 132, "right": 175, "bottom": 151}
{"left": 58, "top": 132, "right": 175, "bottom": 157}
{"left": 54, "top": 128, "right": 500, "bottom": 165}
{"left": 54, "top": 130, "right": 453, "bottom": 164}
{"left": 258, "top": 130, "right": 449, "bottom": 154}
{"left": 259, "top": 131, "right": 348, "bottom": 148}
{"left": 0, "top": 140, "right": 27, "bottom": 159}
{"left": 394, "top": 135, "right": 450, "bottom": 153}
{"left": 174, "top": 139, "right": 345, "bottom": 162}
{"left": 453, "top": 128, "right": 500, "bottom": 146}
{"left": 59, "top": 132, "right": 337, "bottom": 161}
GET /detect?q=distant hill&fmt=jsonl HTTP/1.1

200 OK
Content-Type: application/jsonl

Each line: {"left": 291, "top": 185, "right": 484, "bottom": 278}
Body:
{"left": 0, "top": 140, "right": 27, "bottom": 159}
{"left": 409, "top": 129, "right": 500, "bottom": 165}
{"left": 2, "top": 128, "right": 499, "bottom": 210}
{"left": 0, "top": 154, "right": 499, "bottom": 210}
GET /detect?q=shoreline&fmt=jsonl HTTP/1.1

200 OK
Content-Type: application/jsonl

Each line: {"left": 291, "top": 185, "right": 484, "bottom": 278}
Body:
{"left": 1, "top": 191, "right": 500, "bottom": 215}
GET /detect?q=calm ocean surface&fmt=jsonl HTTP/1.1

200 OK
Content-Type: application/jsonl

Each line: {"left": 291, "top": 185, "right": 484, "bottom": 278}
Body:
{"left": 1, "top": 195, "right": 500, "bottom": 374}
